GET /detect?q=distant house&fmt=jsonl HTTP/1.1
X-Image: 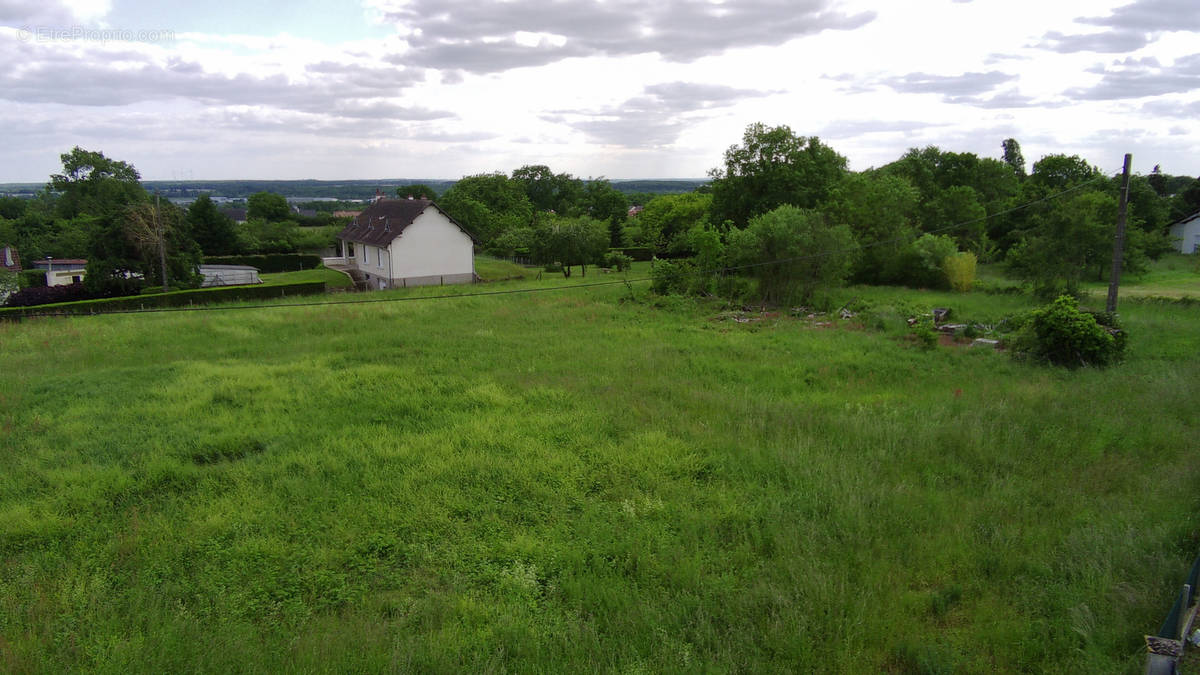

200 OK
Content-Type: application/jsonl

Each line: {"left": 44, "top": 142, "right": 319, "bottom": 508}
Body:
{"left": 1, "top": 244, "right": 20, "bottom": 273}
{"left": 198, "top": 264, "right": 261, "bottom": 287}
{"left": 1169, "top": 211, "right": 1200, "bottom": 254}
{"left": 335, "top": 197, "right": 476, "bottom": 289}
{"left": 220, "top": 208, "right": 248, "bottom": 224}
{"left": 30, "top": 258, "right": 87, "bottom": 286}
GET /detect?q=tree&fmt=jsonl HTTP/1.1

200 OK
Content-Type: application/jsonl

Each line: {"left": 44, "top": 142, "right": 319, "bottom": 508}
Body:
{"left": 395, "top": 184, "right": 439, "bottom": 200}
{"left": 726, "top": 205, "right": 857, "bottom": 303}
{"left": 1028, "top": 154, "right": 1102, "bottom": 191}
{"left": 50, "top": 147, "right": 144, "bottom": 220}
{"left": 247, "top": 192, "right": 291, "bottom": 222}
{"left": 1002, "top": 138, "right": 1026, "bottom": 177}
{"left": 438, "top": 173, "right": 533, "bottom": 245}
{"left": 824, "top": 171, "right": 918, "bottom": 284}
{"left": 1148, "top": 165, "right": 1167, "bottom": 197}
{"left": 1170, "top": 177, "right": 1200, "bottom": 221}
{"left": 512, "top": 165, "right": 584, "bottom": 215}
{"left": 123, "top": 201, "right": 202, "bottom": 289}
{"left": 581, "top": 178, "right": 629, "bottom": 227}
{"left": 1005, "top": 190, "right": 1138, "bottom": 298}
{"left": 636, "top": 192, "right": 711, "bottom": 252}
{"left": 187, "top": 194, "right": 239, "bottom": 255}
{"left": 709, "top": 123, "right": 848, "bottom": 228}
{"left": 531, "top": 216, "right": 608, "bottom": 277}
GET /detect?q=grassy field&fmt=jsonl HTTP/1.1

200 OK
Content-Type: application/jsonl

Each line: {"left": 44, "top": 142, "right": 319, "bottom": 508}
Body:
{"left": 258, "top": 266, "right": 354, "bottom": 289}
{"left": 1, "top": 264, "right": 1199, "bottom": 672}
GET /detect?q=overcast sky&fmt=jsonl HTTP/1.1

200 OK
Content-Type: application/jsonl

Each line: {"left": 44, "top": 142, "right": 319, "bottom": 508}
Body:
{"left": 1, "top": 0, "right": 1197, "bottom": 182}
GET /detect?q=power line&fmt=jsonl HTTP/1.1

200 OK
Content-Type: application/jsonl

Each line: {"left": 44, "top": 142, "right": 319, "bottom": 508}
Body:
{"left": 9, "top": 172, "right": 1117, "bottom": 320}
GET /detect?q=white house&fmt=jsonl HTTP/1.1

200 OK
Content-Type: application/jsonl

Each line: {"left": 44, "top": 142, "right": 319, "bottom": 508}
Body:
{"left": 1169, "top": 211, "right": 1200, "bottom": 254}
{"left": 334, "top": 197, "right": 476, "bottom": 289}
{"left": 30, "top": 258, "right": 88, "bottom": 286}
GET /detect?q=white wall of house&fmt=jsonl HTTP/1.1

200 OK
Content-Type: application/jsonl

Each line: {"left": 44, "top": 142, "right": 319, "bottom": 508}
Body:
{"left": 46, "top": 268, "right": 85, "bottom": 286}
{"left": 1170, "top": 214, "right": 1200, "bottom": 254}
{"left": 387, "top": 209, "right": 474, "bottom": 285}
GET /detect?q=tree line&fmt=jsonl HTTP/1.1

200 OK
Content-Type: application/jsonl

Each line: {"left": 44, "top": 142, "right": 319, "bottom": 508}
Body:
{"left": 430, "top": 123, "right": 1199, "bottom": 300}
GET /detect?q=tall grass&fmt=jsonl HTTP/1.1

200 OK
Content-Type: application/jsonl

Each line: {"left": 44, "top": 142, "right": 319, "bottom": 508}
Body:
{"left": 0, "top": 276, "right": 1197, "bottom": 672}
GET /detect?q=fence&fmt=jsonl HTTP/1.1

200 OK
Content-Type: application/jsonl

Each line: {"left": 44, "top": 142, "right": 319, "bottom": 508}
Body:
{"left": 1147, "top": 552, "right": 1200, "bottom": 673}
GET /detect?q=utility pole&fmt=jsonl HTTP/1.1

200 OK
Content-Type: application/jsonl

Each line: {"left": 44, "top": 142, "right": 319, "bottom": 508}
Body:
{"left": 155, "top": 192, "right": 169, "bottom": 293}
{"left": 1106, "top": 153, "right": 1132, "bottom": 314}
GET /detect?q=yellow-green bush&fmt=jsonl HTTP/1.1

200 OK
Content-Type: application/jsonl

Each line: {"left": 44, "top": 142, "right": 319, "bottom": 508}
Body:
{"left": 943, "top": 252, "right": 977, "bottom": 292}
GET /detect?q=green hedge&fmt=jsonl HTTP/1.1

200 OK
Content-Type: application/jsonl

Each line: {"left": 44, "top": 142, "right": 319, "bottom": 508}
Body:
{"left": 609, "top": 247, "right": 654, "bottom": 261}
{"left": 0, "top": 281, "right": 327, "bottom": 318}
{"left": 202, "top": 254, "right": 322, "bottom": 273}
{"left": 19, "top": 270, "right": 46, "bottom": 288}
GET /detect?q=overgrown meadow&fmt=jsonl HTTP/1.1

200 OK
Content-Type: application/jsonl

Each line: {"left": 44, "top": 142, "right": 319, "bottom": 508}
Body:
{"left": 1, "top": 265, "right": 1198, "bottom": 673}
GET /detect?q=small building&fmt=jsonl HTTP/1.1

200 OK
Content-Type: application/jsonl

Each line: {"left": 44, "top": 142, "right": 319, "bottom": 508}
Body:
{"left": 335, "top": 197, "right": 476, "bottom": 289}
{"left": 1169, "top": 211, "right": 1200, "bottom": 254}
{"left": 198, "top": 264, "right": 262, "bottom": 287}
{"left": 30, "top": 258, "right": 87, "bottom": 286}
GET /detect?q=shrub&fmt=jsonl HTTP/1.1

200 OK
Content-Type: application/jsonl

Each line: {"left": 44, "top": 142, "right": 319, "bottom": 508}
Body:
{"left": 726, "top": 205, "right": 857, "bottom": 304}
{"left": 602, "top": 251, "right": 633, "bottom": 271}
{"left": 649, "top": 259, "right": 694, "bottom": 295}
{"left": 3, "top": 282, "right": 94, "bottom": 307}
{"left": 19, "top": 270, "right": 46, "bottom": 288}
{"left": 943, "top": 252, "right": 977, "bottom": 292}
{"left": 1011, "top": 295, "right": 1125, "bottom": 368}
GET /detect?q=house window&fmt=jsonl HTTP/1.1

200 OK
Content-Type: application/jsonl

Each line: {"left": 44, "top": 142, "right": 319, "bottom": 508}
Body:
{"left": 377, "top": 247, "right": 383, "bottom": 267}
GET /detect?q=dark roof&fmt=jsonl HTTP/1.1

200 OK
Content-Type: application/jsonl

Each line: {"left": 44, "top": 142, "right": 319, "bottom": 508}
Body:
{"left": 337, "top": 198, "right": 476, "bottom": 247}
{"left": 2, "top": 245, "right": 20, "bottom": 272}
{"left": 32, "top": 258, "right": 88, "bottom": 268}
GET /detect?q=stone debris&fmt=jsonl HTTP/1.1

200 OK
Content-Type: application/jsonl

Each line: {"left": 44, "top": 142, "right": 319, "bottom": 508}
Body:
{"left": 971, "top": 338, "right": 1000, "bottom": 348}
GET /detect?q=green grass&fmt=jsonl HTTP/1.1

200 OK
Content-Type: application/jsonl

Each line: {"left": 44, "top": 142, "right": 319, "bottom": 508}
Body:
{"left": 1, "top": 270, "right": 1198, "bottom": 672}
{"left": 474, "top": 257, "right": 539, "bottom": 282}
{"left": 258, "top": 266, "right": 353, "bottom": 289}
{"left": 1082, "top": 254, "right": 1200, "bottom": 300}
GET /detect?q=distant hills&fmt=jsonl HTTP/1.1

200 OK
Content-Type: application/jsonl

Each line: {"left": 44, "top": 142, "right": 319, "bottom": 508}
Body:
{"left": 0, "top": 178, "right": 708, "bottom": 201}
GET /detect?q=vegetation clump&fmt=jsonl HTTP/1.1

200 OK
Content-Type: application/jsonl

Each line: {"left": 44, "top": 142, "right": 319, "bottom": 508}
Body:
{"left": 1011, "top": 295, "right": 1126, "bottom": 367}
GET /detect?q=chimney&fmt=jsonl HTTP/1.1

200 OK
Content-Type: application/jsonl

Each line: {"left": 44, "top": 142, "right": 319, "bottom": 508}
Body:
{"left": 406, "top": 194, "right": 413, "bottom": 200}
{"left": 374, "top": 188, "right": 384, "bottom": 203}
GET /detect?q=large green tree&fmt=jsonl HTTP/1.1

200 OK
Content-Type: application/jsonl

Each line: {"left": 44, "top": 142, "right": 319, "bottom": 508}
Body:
{"left": 50, "top": 147, "right": 144, "bottom": 221}
{"left": 709, "top": 123, "right": 848, "bottom": 228}
{"left": 187, "top": 194, "right": 239, "bottom": 255}
{"left": 512, "top": 165, "right": 584, "bottom": 215}
{"left": 824, "top": 172, "right": 918, "bottom": 284}
{"left": 531, "top": 216, "right": 609, "bottom": 277}
{"left": 726, "top": 205, "right": 857, "bottom": 303}
{"left": 246, "top": 192, "right": 291, "bottom": 222}
{"left": 438, "top": 173, "right": 533, "bottom": 245}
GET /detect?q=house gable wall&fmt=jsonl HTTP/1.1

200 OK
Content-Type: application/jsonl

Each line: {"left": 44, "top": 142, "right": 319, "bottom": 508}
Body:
{"left": 387, "top": 208, "right": 474, "bottom": 282}
{"left": 1170, "top": 214, "right": 1200, "bottom": 254}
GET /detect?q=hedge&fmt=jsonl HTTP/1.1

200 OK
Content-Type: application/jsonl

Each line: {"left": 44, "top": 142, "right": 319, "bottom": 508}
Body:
{"left": 609, "top": 247, "right": 654, "bottom": 261}
{"left": 19, "top": 270, "right": 47, "bottom": 288}
{"left": 0, "top": 281, "right": 327, "bottom": 318}
{"left": 202, "top": 254, "right": 323, "bottom": 273}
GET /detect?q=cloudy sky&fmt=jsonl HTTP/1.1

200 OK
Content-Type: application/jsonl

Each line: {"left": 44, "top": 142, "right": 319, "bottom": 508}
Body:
{"left": 1, "top": 0, "right": 1197, "bottom": 182}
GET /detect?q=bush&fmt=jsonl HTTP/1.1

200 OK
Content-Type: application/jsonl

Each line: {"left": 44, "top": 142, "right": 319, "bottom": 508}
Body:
{"left": 602, "top": 251, "right": 633, "bottom": 271}
{"left": 609, "top": 246, "right": 654, "bottom": 262}
{"left": 650, "top": 259, "right": 694, "bottom": 295}
{"left": 1011, "top": 295, "right": 1125, "bottom": 368}
{"left": 19, "top": 270, "right": 46, "bottom": 288}
{"left": 3, "top": 282, "right": 94, "bottom": 307}
{"left": 1, "top": 281, "right": 326, "bottom": 317}
{"left": 726, "top": 206, "right": 857, "bottom": 304}
{"left": 943, "top": 252, "right": 977, "bottom": 292}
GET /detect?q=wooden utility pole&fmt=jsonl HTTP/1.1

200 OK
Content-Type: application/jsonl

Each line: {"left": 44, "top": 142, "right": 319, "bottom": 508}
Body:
{"left": 155, "top": 192, "right": 169, "bottom": 293}
{"left": 1106, "top": 153, "right": 1132, "bottom": 314}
